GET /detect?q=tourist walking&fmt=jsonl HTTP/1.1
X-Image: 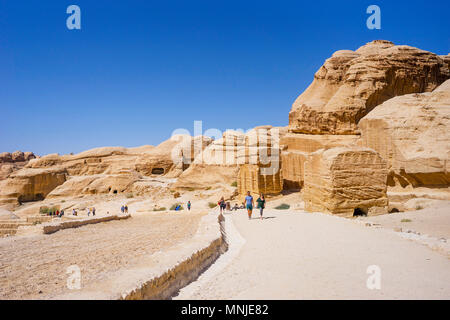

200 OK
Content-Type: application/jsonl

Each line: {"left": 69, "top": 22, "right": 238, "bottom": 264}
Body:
{"left": 245, "top": 191, "right": 254, "bottom": 220}
{"left": 92, "top": 207, "right": 96, "bottom": 216}
{"left": 121, "top": 205, "right": 125, "bottom": 214}
{"left": 187, "top": 201, "right": 191, "bottom": 211}
{"left": 87, "top": 208, "right": 91, "bottom": 216}
{"left": 124, "top": 205, "right": 128, "bottom": 214}
{"left": 256, "top": 193, "right": 265, "bottom": 220}
{"left": 218, "top": 197, "right": 226, "bottom": 214}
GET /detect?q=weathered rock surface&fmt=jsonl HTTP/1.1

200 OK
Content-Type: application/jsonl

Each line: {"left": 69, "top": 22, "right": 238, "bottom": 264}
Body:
{"left": 359, "top": 79, "right": 450, "bottom": 188}
{"left": 238, "top": 163, "right": 283, "bottom": 196}
{"left": 0, "top": 151, "right": 36, "bottom": 180}
{"left": 303, "top": 147, "right": 388, "bottom": 216}
{"left": 174, "top": 126, "right": 286, "bottom": 190}
{"left": 0, "top": 167, "right": 67, "bottom": 206}
{"left": 289, "top": 40, "right": 450, "bottom": 134}
{"left": 280, "top": 133, "right": 360, "bottom": 189}
{"left": 0, "top": 136, "right": 211, "bottom": 207}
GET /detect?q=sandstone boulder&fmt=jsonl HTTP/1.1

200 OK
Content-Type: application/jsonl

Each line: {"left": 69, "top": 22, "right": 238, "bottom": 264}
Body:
{"left": 280, "top": 133, "right": 360, "bottom": 189}
{"left": 303, "top": 147, "right": 388, "bottom": 216}
{"left": 289, "top": 40, "right": 450, "bottom": 135}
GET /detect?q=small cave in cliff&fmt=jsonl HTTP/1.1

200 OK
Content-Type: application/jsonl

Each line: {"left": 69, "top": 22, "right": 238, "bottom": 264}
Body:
{"left": 353, "top": 207, "right": 367, "bottom": 217}
{"left": 18, "top": 193, "right": 44, "bottom": 204}
{"left": 151, "top": 168, "right": 164, "bottom": 175}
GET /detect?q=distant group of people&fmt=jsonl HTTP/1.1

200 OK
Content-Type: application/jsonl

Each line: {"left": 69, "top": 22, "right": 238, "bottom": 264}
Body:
{"left": 218, "top": 191, "right": 265, "bottom": 220}
{"left": 120, "top": 205, "right": 128, "bottom": 214}
{"left": 47, "top": 209, "right": 64, "bottom": 218}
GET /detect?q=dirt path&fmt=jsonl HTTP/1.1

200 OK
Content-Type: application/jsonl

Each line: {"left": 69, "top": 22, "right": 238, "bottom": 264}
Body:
{"left": 0, "top": 212, "right": 202, "bottom": 299}
{"left": 175, "top": 209, "right": 450, "bottom": 299}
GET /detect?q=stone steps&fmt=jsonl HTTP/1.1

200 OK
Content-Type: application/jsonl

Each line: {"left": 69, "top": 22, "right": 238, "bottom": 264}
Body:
{"left": 0, "top": 216, "right": 52, "bottom": 237}
{"left": 0, "top": 222, "right": 33, "bottom": 229}
{"left": 0, "top": 229, "right": 18, "bottom": 236}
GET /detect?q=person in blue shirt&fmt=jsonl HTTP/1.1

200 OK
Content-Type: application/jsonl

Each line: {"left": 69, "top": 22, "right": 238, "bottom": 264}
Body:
{"left": 245, "top": 191, "right": 254, "bottom": 220}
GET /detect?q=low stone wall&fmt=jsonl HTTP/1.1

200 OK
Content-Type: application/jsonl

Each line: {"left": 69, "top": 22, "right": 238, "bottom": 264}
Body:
{"left": 42, "top": 214, "right": 131, "bottom": 234}
{"left": 53, "top": 212, "right": 227, "bottom": 300}
{"left": 122, "top": 213, "right": 227, "bottom": 300}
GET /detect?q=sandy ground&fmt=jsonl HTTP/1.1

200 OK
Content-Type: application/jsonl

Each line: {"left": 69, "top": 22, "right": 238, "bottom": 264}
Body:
{"left": 176, "top": 208, "right": 450, "bottom": 300}
{"left": 0, "top": 211, "right": 203, "bottom": 300}
{"left": 359, "top": 201, "right": 450, "bottom": 239}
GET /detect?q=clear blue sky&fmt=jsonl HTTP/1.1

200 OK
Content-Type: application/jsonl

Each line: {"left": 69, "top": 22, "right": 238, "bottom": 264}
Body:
{"left": 1, "top": 0, "right": 449, "bottom": 155}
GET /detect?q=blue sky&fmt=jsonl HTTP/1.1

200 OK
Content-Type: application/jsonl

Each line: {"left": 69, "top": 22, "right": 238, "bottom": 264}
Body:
{"left": 1, "top": 0, "right": 449, "bottom": 155}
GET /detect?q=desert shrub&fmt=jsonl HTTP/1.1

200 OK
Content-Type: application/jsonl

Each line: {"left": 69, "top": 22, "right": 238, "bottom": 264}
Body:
{"left": 275, "top": 203, "right": 290, "bottom": 210}
{"left": 153, "top": 207, "right": 166, "bottom": 211}
{"left": 39, "top": 206, "right": 58, "bottom": 214}
{"left": 205, "top": 186, "right": 211, "bottom": 190}
{"left": 231, "top": 181, "right": 237, "bottom": 187}
{"left": 401, "top": 219, "right": 412, "bottom": 223}
{"left": 415, "top": 205, "right": 424, "bottom": 210}
{"left": 61, "top": 200, "right": 66, "bottom": 203}
{"left": 208, "top": 202, "right": 218, "bottom": 208}
{"left": 173, "top": 192, "right": 181, "bottom": 198}
{"left": 170, "top": 203, "right": 184, "bottom": 211}
{"left": 126, "top": 193, "right": 134, "bottom": 199}
{"left": 186, "top": 187, "right": 195, "bottom": 192}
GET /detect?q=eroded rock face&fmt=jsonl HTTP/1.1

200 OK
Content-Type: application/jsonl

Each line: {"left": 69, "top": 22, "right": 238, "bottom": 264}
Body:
{"left": 280, "top": 133, "right": 360, "bottom": 189}
{"left": 0, "top": 136, "right": 211, "bottom": 207}
{"left": 289, "top": 40, "right": 450, "bottom": 135}
{"left": 0, "top": 151, "right": 36, "bottom": 180}
{"left": 0, "top": 168, "right": 67, "bottom": 205}
{"left": 237, "top": 163, "right": 283, "bottom": 196}
{"left": 303, "top": 147, "right": 388, "bottom": 216}
{"left": 358, "top": 79, "right": 450, "bottom": 188}
{"left": 174, "top": 126, "right": 286, "bottom": 190}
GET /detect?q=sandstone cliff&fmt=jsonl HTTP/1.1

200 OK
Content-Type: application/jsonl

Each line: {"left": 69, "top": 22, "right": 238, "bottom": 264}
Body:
{"left": 358, "top": 79, "right": 450, "bottom": 188}
{"left": 289, "top": 40, "right": 449, "bottom": 135}
{"left": 0, "top": 151, "right": 36, "bottom": 180}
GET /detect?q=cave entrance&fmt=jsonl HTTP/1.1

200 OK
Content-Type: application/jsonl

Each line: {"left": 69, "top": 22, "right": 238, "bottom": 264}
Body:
{"left": 152, "top": 168, "right": 164, "bottom": 175}
{"left": 353, "top": 207, "right": 367, "bottom": 217}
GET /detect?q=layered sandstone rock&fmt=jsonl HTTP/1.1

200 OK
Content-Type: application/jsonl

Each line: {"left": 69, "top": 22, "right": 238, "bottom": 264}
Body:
{"left": 358, "top": 79, "right": 450, "bottom": 188}
{"left": 289, "top": 40, "right": 450, "bottom": 135}
{"left": 0, "top": 136, "right": 211, "bottom": 207}
{"left": 280, "top": 134, "right": 360, "bottom": 189}
{"left": 303, "top": 147, "right": 388, "bottom": 216}
{"left": 174, "top": 126, "right": 286, "bottom": 190}
{"left": 0, "top": 151, "right": 36, "bottom": 180}
{"left": 0, "top": 167, "right": 67, "bottom": 205}
{"left": 237, "top": 163, "right": 283, "bottom": 196}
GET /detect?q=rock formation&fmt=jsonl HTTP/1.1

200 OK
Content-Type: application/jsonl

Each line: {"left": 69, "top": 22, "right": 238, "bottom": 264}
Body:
{"left": 289, "top": 40, "right": 449, "bottom": 135}
{"left": 0, "top": 151, "right": 36, "bottom": 180}
{"left": 303, "top": 147, "right": 388, "bottom": 216}
{"left": 174, "top": 126, "right": 286, "bottom": 192}
{"left": 237, "top": 163, "right": 283, "bottom": 196}
{"left": 0, "top": 167, "right": 67, "bottom": 205}
{"left": 0, "top": 135, "right": 211, "bottom": 207}
{"left": 358, "top": 79, "right": 450, "bottom": 188}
